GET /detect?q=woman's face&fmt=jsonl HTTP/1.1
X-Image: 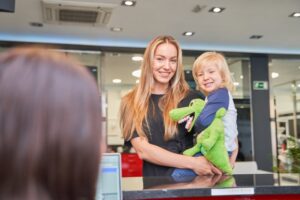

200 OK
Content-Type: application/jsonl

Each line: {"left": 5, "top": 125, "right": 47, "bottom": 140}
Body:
{"left": 152, "top": 43, "right": 178, "bottom": 93}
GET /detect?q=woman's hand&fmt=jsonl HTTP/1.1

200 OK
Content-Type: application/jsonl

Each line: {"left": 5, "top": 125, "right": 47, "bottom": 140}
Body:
{"left": 192, "top": 156, "right": 222, "bottom": 175}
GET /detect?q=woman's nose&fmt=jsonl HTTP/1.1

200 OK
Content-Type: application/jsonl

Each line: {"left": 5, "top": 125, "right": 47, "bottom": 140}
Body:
{"left": 163, "top": 60, "right": 171, "bottom": 68}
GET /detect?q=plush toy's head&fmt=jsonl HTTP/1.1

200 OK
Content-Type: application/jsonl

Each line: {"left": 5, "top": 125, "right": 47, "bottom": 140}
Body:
{"left": 169, "top": 99, "right": 205, "bottom": 132}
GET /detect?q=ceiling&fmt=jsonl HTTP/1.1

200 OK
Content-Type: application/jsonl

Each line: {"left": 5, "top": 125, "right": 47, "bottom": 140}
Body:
{"left": 0, "top": 0, "right": 300, "bottom": 97}
{"left": 0, "top": 0, "right": 300, "bottom": 55}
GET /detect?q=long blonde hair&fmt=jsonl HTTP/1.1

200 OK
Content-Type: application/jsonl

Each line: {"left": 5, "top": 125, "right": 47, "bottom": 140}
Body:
{"left": 192, "top": 52, "right": 235, "bottom": 94}
{"left": 120, "top": 35, "right": 189, "bottom": 141}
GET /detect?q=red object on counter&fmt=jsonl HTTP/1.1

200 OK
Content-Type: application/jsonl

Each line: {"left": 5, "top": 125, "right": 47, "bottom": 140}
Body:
{"left": 121, "top": 153, "right": 143, "bottom": 177}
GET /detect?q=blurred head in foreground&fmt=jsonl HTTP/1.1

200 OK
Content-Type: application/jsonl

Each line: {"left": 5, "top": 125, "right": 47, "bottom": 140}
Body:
{"left": 0, "top": 47, "right": 103, "bottom": 200}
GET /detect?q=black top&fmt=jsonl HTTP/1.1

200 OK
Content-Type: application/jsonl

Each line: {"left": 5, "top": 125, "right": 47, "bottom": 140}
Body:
{"left": 125, "top": 90, "right": 204, "bottom": 176}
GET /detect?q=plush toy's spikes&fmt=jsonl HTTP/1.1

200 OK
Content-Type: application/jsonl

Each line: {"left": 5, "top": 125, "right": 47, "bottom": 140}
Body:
{"left": 169, "top": 99, "right": 205, "bottom": 132}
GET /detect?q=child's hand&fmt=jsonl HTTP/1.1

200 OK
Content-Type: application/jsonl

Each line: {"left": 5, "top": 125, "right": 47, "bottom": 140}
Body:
{"left": 229, "top": 157, "right": 236, "bottom": 169}
{"left": 229, "top": 147, "right": 238, "bottom": 169}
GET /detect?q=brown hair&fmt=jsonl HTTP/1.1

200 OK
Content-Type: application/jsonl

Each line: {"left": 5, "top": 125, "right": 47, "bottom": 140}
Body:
{"left": 120, "top": 35, "right": 189, "bottom": 141}
{"left": 0, "top": 47, "right": 102, "bottom": 200}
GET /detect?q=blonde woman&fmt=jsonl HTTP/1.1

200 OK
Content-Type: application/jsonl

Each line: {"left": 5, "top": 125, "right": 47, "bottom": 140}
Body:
{"left": 120, "top": 36, "right": 221, "bottom": 176}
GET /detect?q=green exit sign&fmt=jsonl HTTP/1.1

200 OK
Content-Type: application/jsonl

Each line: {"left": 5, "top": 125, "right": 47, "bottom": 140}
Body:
{"left": 253, "top": 81, "right": 268, "bottom": 90}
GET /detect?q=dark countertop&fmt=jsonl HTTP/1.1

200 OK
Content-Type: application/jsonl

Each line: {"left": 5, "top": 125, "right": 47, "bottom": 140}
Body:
{"left": 122, "top": 173, "right": 300, "bottom": 200}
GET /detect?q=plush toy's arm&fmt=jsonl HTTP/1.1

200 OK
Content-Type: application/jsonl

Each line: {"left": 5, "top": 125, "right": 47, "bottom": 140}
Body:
{"left": 198, "top": 120, "right": 224, "bottom": 153}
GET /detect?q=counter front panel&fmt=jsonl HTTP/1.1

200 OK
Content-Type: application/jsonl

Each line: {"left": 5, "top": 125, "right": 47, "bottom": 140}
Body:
{"left": 122, "top": 173, "right": 300, "bottom": 200}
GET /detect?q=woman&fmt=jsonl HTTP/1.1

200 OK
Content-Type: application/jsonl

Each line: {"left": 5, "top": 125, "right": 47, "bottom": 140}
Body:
{"left": 120, "top": 35, "right": 221, "bottom": 176}
{"left": 0, "top": 47, "right": 103, "bottom": 200}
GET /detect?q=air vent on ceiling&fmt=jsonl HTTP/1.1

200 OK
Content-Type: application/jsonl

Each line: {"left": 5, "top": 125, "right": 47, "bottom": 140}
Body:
{"left": 41, "top": 0, "right": 116, "bottom": 26}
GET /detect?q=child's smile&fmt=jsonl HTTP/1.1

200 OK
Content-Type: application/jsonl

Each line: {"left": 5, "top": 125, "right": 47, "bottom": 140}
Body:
{"left": 196, "top": 65, "right": 223, "bottom": 95}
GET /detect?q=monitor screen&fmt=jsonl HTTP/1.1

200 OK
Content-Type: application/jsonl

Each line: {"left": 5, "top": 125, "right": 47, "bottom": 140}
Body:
{"left": 95, "top": 153, "right": 122, "bottom": 200}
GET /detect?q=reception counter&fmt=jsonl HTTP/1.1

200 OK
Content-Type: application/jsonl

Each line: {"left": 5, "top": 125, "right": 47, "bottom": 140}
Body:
{"left": 122, "top": 173, "right": 300, "bottom": 200}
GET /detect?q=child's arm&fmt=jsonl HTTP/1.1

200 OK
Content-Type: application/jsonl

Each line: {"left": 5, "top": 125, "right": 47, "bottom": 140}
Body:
{"left": 193, "top": 88, "right": 229, "bottom": 132}
{"left": 229, "top": 138, "right": 239, "bottom": 168}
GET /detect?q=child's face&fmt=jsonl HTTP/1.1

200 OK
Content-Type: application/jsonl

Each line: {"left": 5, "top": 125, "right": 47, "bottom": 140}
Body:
{"left": 195, "top": 64, "right": 223, "bottom": 95}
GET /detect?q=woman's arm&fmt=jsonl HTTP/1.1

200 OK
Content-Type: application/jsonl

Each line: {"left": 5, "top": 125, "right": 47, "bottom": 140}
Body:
{"left": 131, "top": 137, "right": 222, "bottom": 175}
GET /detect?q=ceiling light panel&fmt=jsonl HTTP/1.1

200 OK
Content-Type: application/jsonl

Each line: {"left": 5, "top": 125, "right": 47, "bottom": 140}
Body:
{"left": 209, "top": 7, "right": 225, "bottom": 13}
{"left": 289, "top": 12, "right": 300, "bottom": 18}
{"left": 121, "top": 0, "right": 136, "bottom": 7}
{"left": 183, "top": 31, "right": 195, "bottom": 36}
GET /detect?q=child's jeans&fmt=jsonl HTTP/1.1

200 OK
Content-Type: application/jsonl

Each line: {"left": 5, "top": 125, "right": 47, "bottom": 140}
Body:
{"left": 171, "top": 151, "right": 232, "bottom": 182}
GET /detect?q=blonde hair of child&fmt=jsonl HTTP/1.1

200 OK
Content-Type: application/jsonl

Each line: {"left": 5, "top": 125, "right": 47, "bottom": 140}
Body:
{"left": 192, "top": 52, "right": 235, "bottom": 94}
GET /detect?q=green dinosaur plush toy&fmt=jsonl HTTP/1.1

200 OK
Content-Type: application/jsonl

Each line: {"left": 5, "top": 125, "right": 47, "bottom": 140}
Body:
{"left": 169, "top": 99, "right": 233, "bottom": 175}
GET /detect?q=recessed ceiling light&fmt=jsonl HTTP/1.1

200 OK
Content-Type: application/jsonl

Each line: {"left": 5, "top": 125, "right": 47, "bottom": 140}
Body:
{"left": 250, "top": 35, "right": 263, "bottom": 39}
{"left": 209, "top": 7, "right": 225, "bottom": 13}
{"left": 240, "top": 75, "right": 244, "bottom": 79}
{"left": 289, "top": 12, "right": 300, "bottom": 18}
{"left": 110, "top": 27, "right": 123, "bottom": 32}
{"left": 29, "top": 22, "right": 43, "bottom": 27}
{"left": 271, "top": 72, "right": 279, "bottom": 79}
{"left": 233, "top": 82, "right": 240, "bottom": 86}
{"left": 121, "top": 0, "right": 136, "bottom": 7}
{"left": 183, "top": 31, "right": 195, "bottom": 36}
{"left": 132, "top": 56, "right": 143, "bottom": 61}
{"left": 112, "top": 79, "right": 122, "bottom": 83}
{"left": 297, "top": 84, "right": 300, "bottom": 88}
{"left": 132, "top": 69, "right": 141, "bottom": 78}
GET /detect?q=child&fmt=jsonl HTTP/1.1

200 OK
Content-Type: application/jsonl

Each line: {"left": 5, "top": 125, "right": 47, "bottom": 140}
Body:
{"left": 171, "top": 52, "right": 238, "bottom": 178}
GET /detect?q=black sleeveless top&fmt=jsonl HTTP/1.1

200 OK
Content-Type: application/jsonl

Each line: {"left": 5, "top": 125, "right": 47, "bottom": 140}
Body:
{"left": 125, "top": 90, "right": 204, "bottom": 176}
